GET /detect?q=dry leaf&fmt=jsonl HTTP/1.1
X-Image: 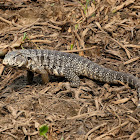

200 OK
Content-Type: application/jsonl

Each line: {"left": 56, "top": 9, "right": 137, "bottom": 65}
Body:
{"left": 86, "top": 3, "right": 96, "bottom": 18}
{"left": 105, "top": 49, "right": 122, "bottom": 59}
{"left": 111, "top": 98, "right": 130, "bottom": 104}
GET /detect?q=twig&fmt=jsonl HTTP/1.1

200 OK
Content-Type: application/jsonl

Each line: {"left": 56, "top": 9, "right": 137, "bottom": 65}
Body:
{"left": 62, "top": 46, "right": 97, "bottom": 53}
{"left": 31, "top": 39, "right": 52, "bottom": 44}
{"left": 108, "top": 36, "right": 131, "bottom": 58}
{"left": 59, "top": 111, "right": 104, "bottom": 120}
{"left": 2, "top": 132, "right": 18, "bottom": 139}
{"left": 112, "top": 0, "right": 135, "bottom": 13}
{"left": 0, "top": 16, "right": 22, "bottom": 27}
{"left": 0, "top": 126, "right": 13, "bottom": 133}
{"left": 22, "top": 127, "right": 38, "bottom": 136}
{"left": 95, "top": 22, "right": 131, "bottom": 58}
{"left": 124, "top": 44, "right": 140, "bottom": 48}
{"left": 127, "top": 115, "right": 139, "bottom": 124}
{"left": 85, "top": 123, "right": 107, "bottom": 140}
{"left": 74, "top": 30, "right": 85, "bottom": 49}
{"left": 129, "top": 127, "right": 140, "bottom": 140}
{"left": 20, "top": 18, "right": 40, "bottom": 32}
{"left": 124, "top": 57, "right": 139, "bottom": 65}
{"left": 94, "top": 121, "right": 129, "bottom": 140}
{"left": 35, "top": 22, "right": 62, "bottom": 30}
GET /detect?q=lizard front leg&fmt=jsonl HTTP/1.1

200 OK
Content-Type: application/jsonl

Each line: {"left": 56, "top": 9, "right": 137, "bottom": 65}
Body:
{"left": 41, "top": 70, "right": 50, "bottom": 84}
{"left": 27, "top": 70, "right": 34, "bottom": 84}
{"left": 36, "top": 69, "right": 50, "bottom": 84}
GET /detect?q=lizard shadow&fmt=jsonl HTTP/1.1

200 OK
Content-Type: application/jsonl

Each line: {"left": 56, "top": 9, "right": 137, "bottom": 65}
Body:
{"left": 0, "top": 73, "right": 67, "bottom": 99}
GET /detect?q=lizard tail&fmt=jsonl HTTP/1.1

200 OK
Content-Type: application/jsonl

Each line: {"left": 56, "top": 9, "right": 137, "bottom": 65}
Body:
{"left": 86, "top": 64, "right": 140, "bottom": 108}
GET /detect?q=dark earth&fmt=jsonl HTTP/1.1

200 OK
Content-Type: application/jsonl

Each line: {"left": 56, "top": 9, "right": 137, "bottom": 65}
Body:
{"left": 0, "top": 0, "right": 140, "bottom": 139}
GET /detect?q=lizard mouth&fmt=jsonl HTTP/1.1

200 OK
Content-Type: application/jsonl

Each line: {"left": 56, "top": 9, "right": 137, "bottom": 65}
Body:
{"left": 2, "top": 61, "right": 7, "bottom": 66}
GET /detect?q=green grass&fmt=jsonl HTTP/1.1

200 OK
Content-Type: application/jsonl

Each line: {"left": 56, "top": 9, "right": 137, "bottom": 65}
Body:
{"left": 39, "top": 124, "right": 49, "bottom": 140}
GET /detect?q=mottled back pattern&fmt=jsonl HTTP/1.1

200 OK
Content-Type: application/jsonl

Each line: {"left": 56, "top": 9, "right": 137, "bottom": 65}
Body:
{"left": 3, "top": 49, "right": 140, "bottom": 108}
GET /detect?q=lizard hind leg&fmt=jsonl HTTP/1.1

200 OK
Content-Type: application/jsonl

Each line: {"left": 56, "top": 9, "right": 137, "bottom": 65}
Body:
{"left": 64, "top": 69, "right": 80, "bottom": 88}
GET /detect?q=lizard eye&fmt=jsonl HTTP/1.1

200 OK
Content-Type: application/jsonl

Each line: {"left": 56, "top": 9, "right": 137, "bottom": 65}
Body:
{"left": 27, "top": 57, "right": 31, "bottom": 60}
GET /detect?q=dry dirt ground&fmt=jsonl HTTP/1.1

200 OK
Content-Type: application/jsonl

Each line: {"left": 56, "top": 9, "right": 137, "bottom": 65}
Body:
{"left": 0, "top": 0, "right": 140, "bottom": 139}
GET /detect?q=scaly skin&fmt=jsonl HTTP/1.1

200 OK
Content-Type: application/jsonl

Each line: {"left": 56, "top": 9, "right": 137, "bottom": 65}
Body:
{"left": 3, "top": 49, "right": 140, "bottom": 108}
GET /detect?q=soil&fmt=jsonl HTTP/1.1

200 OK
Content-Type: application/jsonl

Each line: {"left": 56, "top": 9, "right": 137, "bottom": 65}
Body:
{"left": 0, "top": 0, "right": 140, "bottom": 139}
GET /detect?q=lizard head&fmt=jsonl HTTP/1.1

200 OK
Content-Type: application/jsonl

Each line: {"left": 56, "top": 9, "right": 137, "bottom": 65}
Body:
{"left": 3, "top": 50, "right": 28, "bottom": 68}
